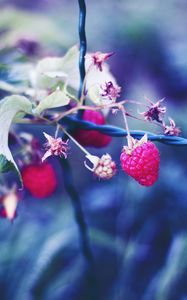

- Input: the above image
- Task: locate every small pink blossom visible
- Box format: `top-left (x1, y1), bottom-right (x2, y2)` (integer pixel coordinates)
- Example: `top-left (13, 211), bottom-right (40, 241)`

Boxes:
top-left (140, 97), bottom-right (166, 123)
top-left (42, 132), bottom-right (68, 162)
top-left (100, 81), bottom-right (121, 102)
top-left (90, 51), bottom-right (114, 71)
top-left (163, 118), bottom-right (181, 136)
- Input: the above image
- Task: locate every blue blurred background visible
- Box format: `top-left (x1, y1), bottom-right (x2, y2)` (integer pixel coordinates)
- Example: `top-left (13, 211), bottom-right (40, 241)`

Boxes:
top-left (0, 1), bottom-right (187, 299)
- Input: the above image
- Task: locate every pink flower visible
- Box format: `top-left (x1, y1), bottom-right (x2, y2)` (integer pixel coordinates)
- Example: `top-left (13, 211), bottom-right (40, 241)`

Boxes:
top-left (100, 81), bottom-right (121, 102)
top-left (42, 132), bottom-right (69, 162)
top-left (163, 118), bottom-right (181, 136)
top-left (90, 51), bottom-right (114, 71)
top-left (140, 98), bottom-right (166, 123)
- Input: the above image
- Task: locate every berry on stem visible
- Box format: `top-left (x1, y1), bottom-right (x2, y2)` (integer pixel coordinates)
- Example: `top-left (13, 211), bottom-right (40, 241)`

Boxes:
top-left (84, 153), bottom-right (116, 180)
top-left (120, 134), bottom-right (160, 186)
top-left (21, 162), bottom-right (57, 199)
top-left (73, 110), bottom-right (112, 148)
top-left (93, 154), bottom-right (117, 179)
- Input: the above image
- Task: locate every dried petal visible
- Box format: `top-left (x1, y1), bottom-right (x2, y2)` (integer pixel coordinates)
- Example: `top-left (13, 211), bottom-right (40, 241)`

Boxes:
top-left (100, 81), bottom-right (121, 103)
top-left (140, 97), bottom-right (166, 122)
top-left (42, 132), bottom-right (68, 161)
top-left (163, 118), bottom-right (181, 136)
top-left (89, 51), bottom-right (114, 71)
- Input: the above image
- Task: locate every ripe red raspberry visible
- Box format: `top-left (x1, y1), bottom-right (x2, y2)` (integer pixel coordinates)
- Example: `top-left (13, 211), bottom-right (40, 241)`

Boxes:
top-left (73, 110), bottom-right (112, 148)
top-left (21, 162), bottom-right (57, 199)
top-left (120, 136), bottom-right (160, 186)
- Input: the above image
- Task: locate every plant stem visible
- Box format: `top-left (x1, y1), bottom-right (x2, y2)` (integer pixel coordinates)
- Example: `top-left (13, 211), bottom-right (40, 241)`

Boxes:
top-left (78, 0), bottom-right (87, 101)
top-left (61, 127), bottom-right (91, 156)
top-left (120, 105), bottom-right (133, 148)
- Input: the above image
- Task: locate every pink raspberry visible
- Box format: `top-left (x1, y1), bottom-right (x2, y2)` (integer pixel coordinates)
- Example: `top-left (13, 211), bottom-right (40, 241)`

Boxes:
top-left (73, 110), bottom-right (112, 148)
top-left (120, 139), bottom-right (160, 186)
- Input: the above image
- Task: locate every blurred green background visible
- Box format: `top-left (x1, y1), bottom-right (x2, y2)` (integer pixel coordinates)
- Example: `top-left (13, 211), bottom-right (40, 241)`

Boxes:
top-left (0, 1), bottom-right (187, 300)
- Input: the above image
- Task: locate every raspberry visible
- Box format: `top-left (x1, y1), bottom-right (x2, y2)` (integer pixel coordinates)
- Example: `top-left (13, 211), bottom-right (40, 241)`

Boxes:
top-left (94, 154), bottom-right (117, 179)
top-left (73, 110), bottom-right (112, 148)
top-left (21, 162), bottom-right (57, 198)
top-left (120, 138), bottom-right (160, 186)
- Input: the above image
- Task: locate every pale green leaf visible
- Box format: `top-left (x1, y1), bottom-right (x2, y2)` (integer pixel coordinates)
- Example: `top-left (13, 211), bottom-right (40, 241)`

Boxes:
top-left (33, 88), bottom-right (70, 115)
top-left (0, 95), bottom-right (32, 180)
top-left (35, 45), bottom-right (79, 89)
top-left (35, 45), bottom-right (118, 106)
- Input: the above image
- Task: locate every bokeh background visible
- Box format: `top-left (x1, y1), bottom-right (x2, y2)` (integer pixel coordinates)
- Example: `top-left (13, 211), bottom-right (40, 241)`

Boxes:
top-left (0, 1), bottom-right (187, 299)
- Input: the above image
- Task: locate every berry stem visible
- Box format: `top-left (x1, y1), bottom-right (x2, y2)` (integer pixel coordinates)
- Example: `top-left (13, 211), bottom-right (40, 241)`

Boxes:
top-left (120, 105), bottom-right (133, 148)
top-left (61, 127), bottom-right (91, 157)
top-left (55, 124), bottom-right (60, 138)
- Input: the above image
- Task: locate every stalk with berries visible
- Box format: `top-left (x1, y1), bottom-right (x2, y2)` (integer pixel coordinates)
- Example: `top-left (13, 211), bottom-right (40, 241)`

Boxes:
top-left (0, 0), bottom-right (186, 225)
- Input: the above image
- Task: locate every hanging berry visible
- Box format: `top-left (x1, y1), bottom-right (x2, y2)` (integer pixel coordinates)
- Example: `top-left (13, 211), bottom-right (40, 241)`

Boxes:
top-left (120, 135), bottom-right (160, 186)
top-left (73, 110), bottom-right (112, 148)
top-left (21, 162), bottom-right (57, 199)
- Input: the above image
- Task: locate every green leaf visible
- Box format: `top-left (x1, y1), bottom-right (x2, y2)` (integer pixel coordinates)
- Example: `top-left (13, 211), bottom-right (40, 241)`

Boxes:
top-left (34, 88), bottom-right (70, 115)
top-left (0, 95), bottom-right (32, 181)
top-left (36, 45), bottom-right (117, 106)
top-left (0, 154), bottom-right (16, 173)
top-left (35, 45), bottom-right (79, 89)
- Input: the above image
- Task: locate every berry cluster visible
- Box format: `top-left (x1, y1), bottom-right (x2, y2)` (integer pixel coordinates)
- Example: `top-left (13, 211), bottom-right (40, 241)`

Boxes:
top-left (0, 47), bottom-right (182, 222)
top-left (75, 110), bottom-right (160, 187)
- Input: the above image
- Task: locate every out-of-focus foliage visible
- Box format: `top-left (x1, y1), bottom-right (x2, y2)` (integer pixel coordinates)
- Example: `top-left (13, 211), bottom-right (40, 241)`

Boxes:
top-left (0, 8), bottom-right (71, 50)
